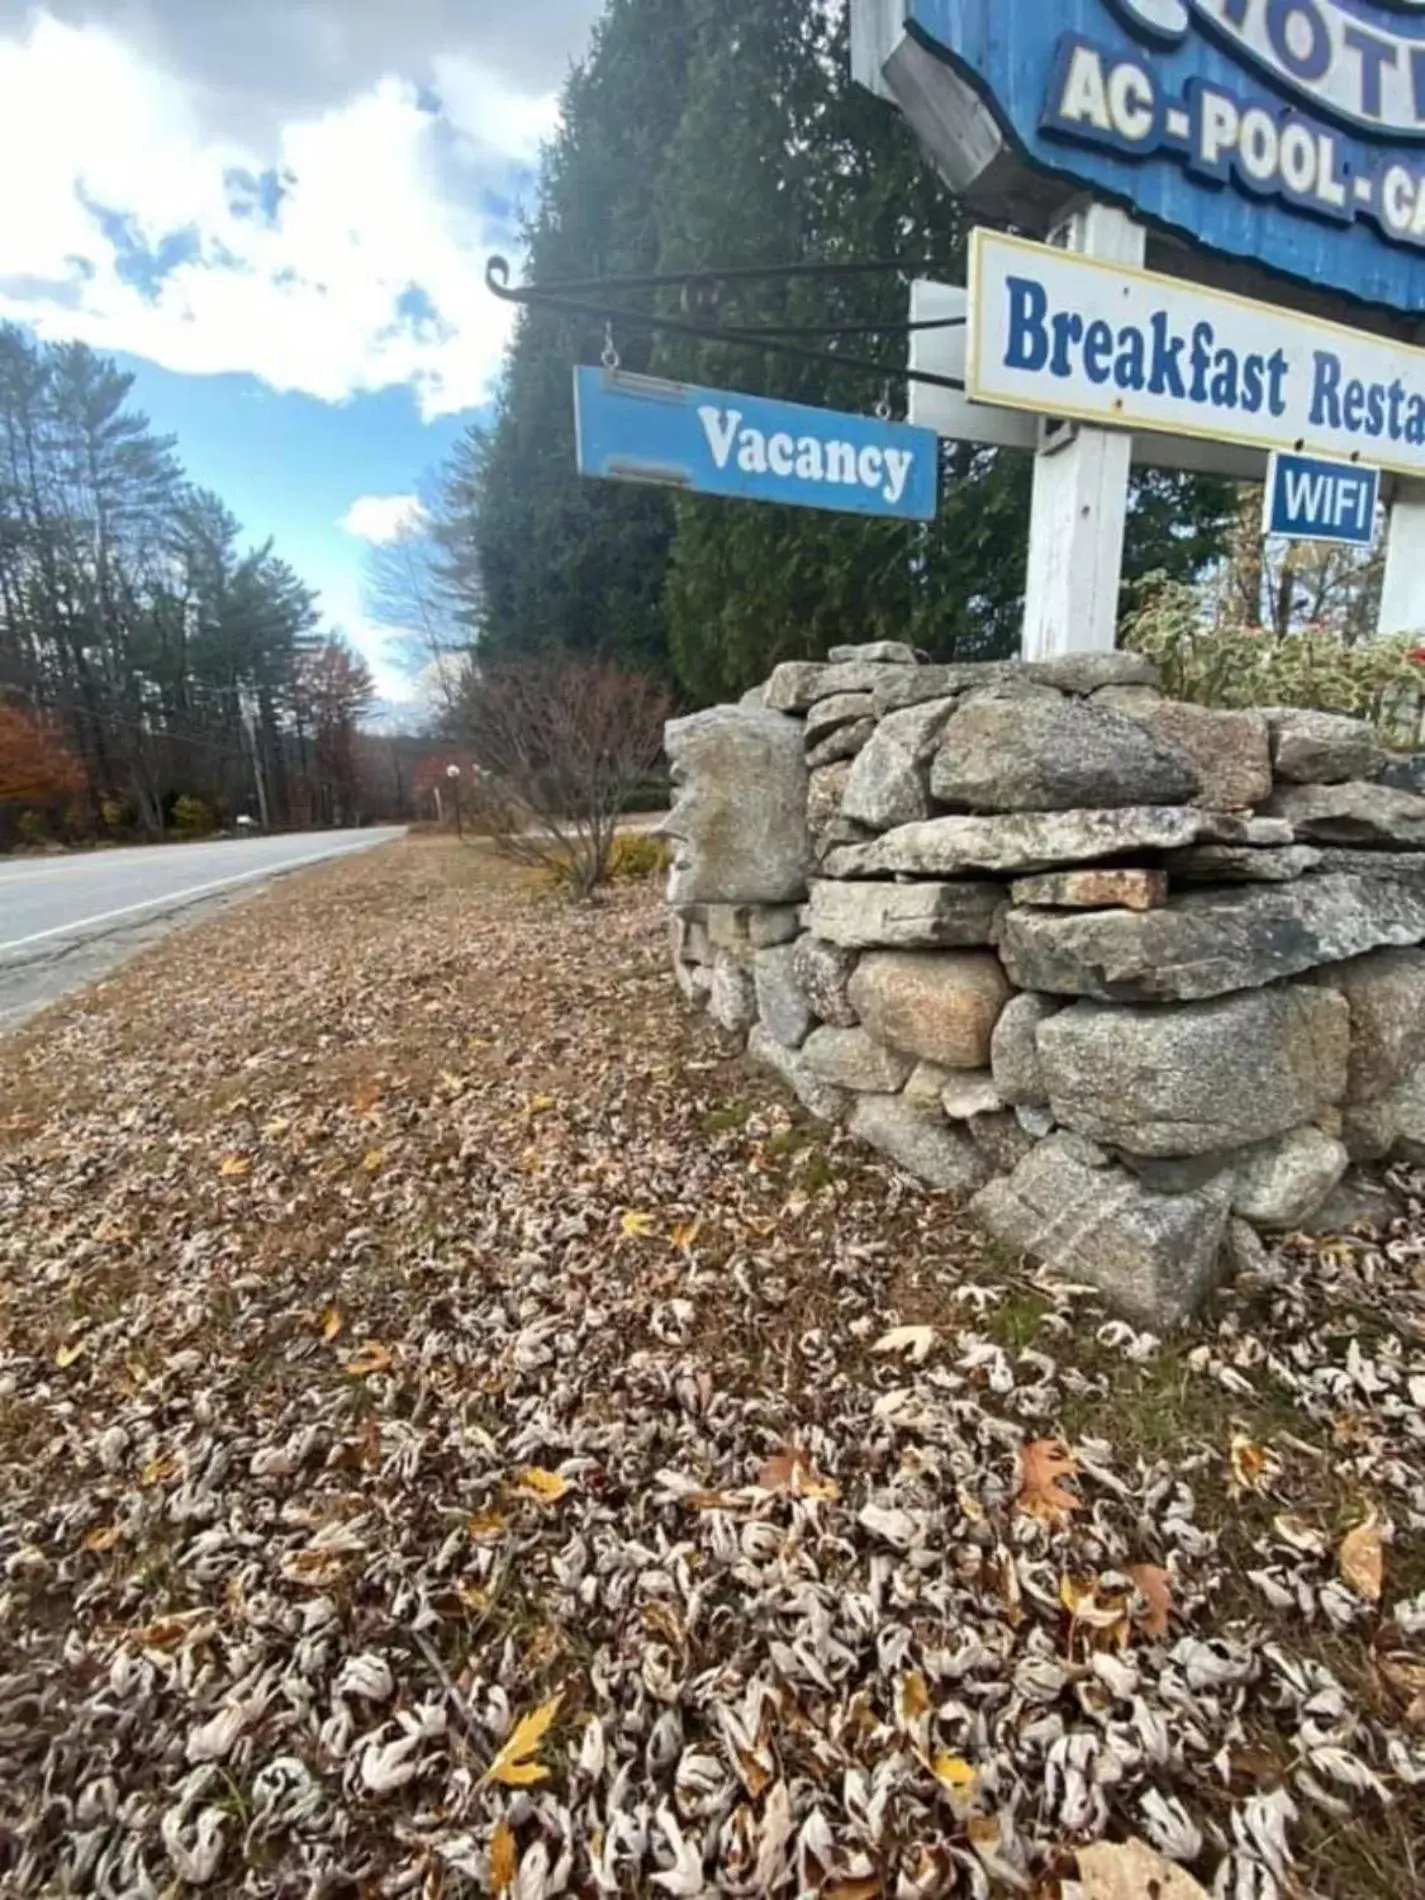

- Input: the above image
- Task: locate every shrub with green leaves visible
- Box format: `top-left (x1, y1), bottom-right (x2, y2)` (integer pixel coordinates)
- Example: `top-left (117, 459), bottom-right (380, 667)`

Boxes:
top-left (172, 794), bottom-right (215, 839)
top-left (1123, 579), bottom-right (1425, 747)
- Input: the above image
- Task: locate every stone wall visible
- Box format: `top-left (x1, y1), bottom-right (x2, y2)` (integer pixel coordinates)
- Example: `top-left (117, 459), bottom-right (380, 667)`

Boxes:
top-left (665, 643), bottom-right (1425, 1330)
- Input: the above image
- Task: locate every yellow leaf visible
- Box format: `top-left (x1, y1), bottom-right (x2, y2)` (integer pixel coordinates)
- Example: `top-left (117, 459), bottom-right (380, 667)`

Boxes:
top-left (219, 1155), bottom-right (251, 1179)
top-left (1077, 1839), bottom-right (1211, 1899)
top-left (321, 1307), bottom-right (345, 1343)
top-left (671, 1217), bottom-right (703, 1251)
top-left (1341, 1511), bottom-right (1385, 1602)
top-left (343, 1341), bottom-right (393, 1378)
top-left (620, 1210), bottom-right (658, 1240)
top-left (516, 1468), bottom-right (570, 1504)
top-left (140, 1456), bottom-right (178, 1488)
top-left (489, 1819), bottom-right (517, 1893)
top-left (459, 1581), bottom-right (492, 1613)
top-left (263, 1118), bottom-right (290, 1140)
top-left (362, 1149), bottom-right (384, 1174)
top-left (483, 1692), bottom-right (564, 1788)
top-left (899, 1671), bottom-right (931, 1724)
top-left (440, 1070), bottom-right (465, 1093)
top-left (54, 1339), bottom-right (87, 1369)
top-left (468, 1511), bottom-right (509, 1540)
top-left (931, 1753), bottom-right (979, 1797)
top-left (83, 1524), bottom-right (120, 1552)
top-left (1230, 1434), bottom-right (1272, 1493)
top-left (527, 1095), bottom-right (555, 1115)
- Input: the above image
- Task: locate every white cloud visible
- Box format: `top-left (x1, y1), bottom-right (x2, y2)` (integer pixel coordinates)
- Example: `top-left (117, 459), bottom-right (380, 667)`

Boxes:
top-left (340, 494), bottom-right (424, 544)
top-left (0, 10), bottom-right (562, 417)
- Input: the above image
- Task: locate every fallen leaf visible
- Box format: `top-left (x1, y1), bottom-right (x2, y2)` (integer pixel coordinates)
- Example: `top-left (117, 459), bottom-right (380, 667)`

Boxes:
top-left (140, 1456), bottom-right (179, 1488)
top-left (756, 1445), bottom-right (840, 1502)
top-left (1077, 1838), bottom-right (1211, 1899)
top-left (54, 1339), bottom-right (87, 1368)
top-left (671, 1216), bottom-right (702, 1251)
top-left (489, 1819), bottom-right (517, 1893)
top-left (1060, 1575), bottom-right (1132, 1646)
top-left (343, 1341), bottom-right (393, 1378)
top-left (1230, 1434), bottom-right (1271, 1493)
top-left (321, 1306), bottom-right (345, 1342)
top-left (1340, 1511), bottom-right (1385, 1602)
top-left (219, 1155), bottom-right (251, 1179)
top-left (516, 1467), bottom-right (570, 1504)
top-left (872, 1324), bottom-right (938, 1364)
top-left (83, 1524), bottom-right (120, 1552)
top-left (620, 1210), bottom-right (658, 1239)
top-left (1016, 1440), bottom-right (1081, 1527)
top-left (361, 1149), bottom-right (384, 1174)
top-left (483, 1692), bottom-right (563, 1788)
top-left (898, 1672), bottom-right (931, 1725)
top-left (823, 1883), bottom-right (880, 1900)
top-left (930, 1752), bottom-right (977, 1797)
top-left (262, 1117), bottom-right (290, 1139)
top-left (469, 1511), bottom-right (509, 1540)
top-left (1129, 1563), bottom-right (1173, 1639)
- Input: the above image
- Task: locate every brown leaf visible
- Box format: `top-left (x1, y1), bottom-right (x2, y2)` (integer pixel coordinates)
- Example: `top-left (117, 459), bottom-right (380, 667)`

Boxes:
top-left (1077, 1839), bottom-right (1211, 1899)
top-left (483, 1692), bottom-right (563, 1788)
top-left (321, 1306), bottom-right (345, 1342)
top-left (219, 1154), bottom-right (251, 1179)
top-left (1129, 1563), bottom-right (1173, 1639)
top-left (823, 1882), bottom-right (881, 1900)
top-left (1016, 1440), bottom-right (1081, 1527)
top-left (489, 1819), bottom-right (517, 1893)
top-left (757, 1445), bottom-right (840, 1502)
top-left (898, 1671), bottom-right (931, 1725)
top-left (343, 1341), bottom-right (392, 1378)
top-left (1340, 1511), bottom-right (1385, 1602)
top-left (83, 1524), bottom-right (120, 1552)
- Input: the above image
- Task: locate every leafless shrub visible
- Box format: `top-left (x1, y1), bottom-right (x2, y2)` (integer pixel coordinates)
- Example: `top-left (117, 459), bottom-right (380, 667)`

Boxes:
top-left (460, 657), bottom-right (672, 899)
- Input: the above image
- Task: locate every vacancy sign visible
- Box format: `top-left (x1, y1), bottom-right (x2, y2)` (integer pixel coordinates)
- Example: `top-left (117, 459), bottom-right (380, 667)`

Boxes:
top-left (1265, 451), bottom-right (1380, 547)
top-left (967, 228), bottom-right (1425, 479)
top-left (573, 367), bottom-right (939, 521)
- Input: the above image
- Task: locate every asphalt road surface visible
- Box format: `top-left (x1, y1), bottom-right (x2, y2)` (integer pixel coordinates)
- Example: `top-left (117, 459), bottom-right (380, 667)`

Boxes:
top-left (0, 829), bottom-right (405, 1030)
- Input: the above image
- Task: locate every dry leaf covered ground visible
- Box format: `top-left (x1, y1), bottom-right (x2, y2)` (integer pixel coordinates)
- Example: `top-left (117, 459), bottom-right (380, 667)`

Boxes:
top-left (1, 838), bottom-right (1423, 1900)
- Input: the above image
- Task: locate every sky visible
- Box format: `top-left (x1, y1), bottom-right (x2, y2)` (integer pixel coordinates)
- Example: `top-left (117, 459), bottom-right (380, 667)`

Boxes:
top-left (0, 0), bottom-right (606, 701)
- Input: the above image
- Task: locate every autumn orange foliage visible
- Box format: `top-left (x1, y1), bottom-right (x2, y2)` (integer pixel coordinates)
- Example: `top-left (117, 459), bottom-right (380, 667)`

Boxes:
top-left (0, 704), bottom-right (85, 806)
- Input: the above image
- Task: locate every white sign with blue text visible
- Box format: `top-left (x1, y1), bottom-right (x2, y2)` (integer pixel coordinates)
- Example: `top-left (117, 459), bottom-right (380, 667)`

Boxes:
top-left (1264, 450), bottom-right (1381, 546)
top-left (968, 228), bottom-right (1425, 479)
top-left (573, 368), bottom-right (939, 522)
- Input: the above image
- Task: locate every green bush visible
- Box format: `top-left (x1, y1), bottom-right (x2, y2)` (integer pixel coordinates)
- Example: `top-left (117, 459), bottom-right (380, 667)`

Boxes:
top-left (16, 809), bottom-right (47, 847)
top-left (1123, 579), bottom-right (1425, 746)
top-left (172, 794), bottom-right (215, 838)
top-left (538, 831), bottom-right (670, 893)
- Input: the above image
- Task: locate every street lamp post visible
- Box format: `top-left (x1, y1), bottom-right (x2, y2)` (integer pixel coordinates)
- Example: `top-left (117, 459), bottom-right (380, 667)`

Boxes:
top-left (446, 764), bottom-right (463, 842)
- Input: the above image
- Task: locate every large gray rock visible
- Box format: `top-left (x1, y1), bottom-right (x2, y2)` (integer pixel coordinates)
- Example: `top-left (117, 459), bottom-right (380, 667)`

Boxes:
top-left (1037, 988), bottom-right (1349, 1157)
top-left (709, 953), bottom-right (758, 1033)
top-left (747, 1025), bottom-right (847, 1123)
top-left (1376, 752), bottom-right (1425, 796)
top-left (808, 878), bottom-right (1002, 950)
top-left (708, 904), bottom-right (800, 950)
top-left (1165, 844), bottom-right (1323, 884)
top-left (999, 876), bottom-right (1425, 1003)
top-left (754, 945), bottom-right (814, 1050)
top-left (1312, 847), bottom-right (1425, 887)
top-left (1265, 708), bottom-right (1383, 785)
top-left (807, 762), bottom-right (853, 848)
top-left (824, 808), bottom-right (1285, 879)
top-left (848, 951), bottom-right (1013, 1069)
top-left (1386, 1061), bottom-right (1425, 1164)
top-left (841, 699), bottom-right (955, 831)
top-left (971, 1134), bottom-right (1230, 1329)
top-left (1231, 1127), bottom-right (1349, 1229)
top-left (1341, 1097), bottom-right (1399, 1164)
top-left (1311, 947), bottom-right (1425, 1101)
top-left (829, 640), bottom-right (918, 665)
top-left (792, 936), bottom-right (860, 1027)
top-left (990, 992), bottom-right (1063, 1107)
top-left (1110, 700), bottom-right (1271, 811)
top-left (1022, 652), bottom-right (1160, 694)
top-left (966, 1111), bottom-right (1036, 1175)
top-left (1294, 1173), bottom-right (1404, 1237)
top-left (848, 1094), bottom-right (991, 1194)
top-left (807, 718), bottom-right (877, 769)
top-left (767, 660), bottom-right (915, 712)
top-left (1265, 780), bottom-right (1425, 848)
top-left (674, 959), bottom-right (714, 1007)
top-left (664, 707), bottom-right (811, 906)
top-left (806, 692), bottom-right (875, 743)
top-left (940, 1071), bottom-right (1006, 1119)
top-left (930, 692), bottom-right (1200, 813)
top-left (873, 662), bottom-right (1015, 715)
top-left (803, 1027), bottom-right (914, 1092)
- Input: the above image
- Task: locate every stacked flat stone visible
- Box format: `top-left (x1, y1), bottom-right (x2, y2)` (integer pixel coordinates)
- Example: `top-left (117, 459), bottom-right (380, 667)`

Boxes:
top-left (667, 646), bottom-right (1425, 1330)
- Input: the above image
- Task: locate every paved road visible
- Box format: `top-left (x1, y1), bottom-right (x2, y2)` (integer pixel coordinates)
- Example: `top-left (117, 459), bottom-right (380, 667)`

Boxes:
top-left (0, 829), bottom-right (405, 1029)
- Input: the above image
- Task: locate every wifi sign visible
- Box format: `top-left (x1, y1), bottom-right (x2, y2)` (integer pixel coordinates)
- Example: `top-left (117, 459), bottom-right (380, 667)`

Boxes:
top-left (1264, 449), bottom-right (1381, 545)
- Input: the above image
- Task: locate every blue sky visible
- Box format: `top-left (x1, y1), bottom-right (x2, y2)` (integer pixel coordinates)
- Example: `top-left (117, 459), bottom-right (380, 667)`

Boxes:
top-left (0, 0), bottom-right (605, 701)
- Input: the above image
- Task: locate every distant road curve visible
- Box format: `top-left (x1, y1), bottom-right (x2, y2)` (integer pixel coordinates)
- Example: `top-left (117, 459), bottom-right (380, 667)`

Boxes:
top-left (0, 829), bottom-right (407, 967)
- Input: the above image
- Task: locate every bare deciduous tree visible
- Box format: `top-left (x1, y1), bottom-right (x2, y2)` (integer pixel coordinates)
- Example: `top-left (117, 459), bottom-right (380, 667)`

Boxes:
top-left (460, 658), bottom-right (671, 899)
